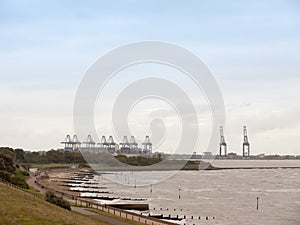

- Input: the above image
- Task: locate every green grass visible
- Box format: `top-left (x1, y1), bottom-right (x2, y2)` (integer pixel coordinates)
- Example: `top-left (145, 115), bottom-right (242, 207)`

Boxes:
top-left (0, 183), bottom-right (107, 225)
top-left (27, 163), bottom-right (79, 169)
top-left (10, 169), bottom-right (29, 189)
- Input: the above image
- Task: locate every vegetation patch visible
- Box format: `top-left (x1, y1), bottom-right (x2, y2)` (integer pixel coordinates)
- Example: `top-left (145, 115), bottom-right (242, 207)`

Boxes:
top-left (45, 191), bottom-right (71, 210)
top-left (0, 147), bottom-right (29, 189)
top-left (115, 155), bottom-right (162, 166)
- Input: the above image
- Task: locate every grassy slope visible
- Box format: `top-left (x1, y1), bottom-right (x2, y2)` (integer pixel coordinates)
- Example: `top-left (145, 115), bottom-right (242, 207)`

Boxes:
top-left (0, 183), bottom-right (106, 225)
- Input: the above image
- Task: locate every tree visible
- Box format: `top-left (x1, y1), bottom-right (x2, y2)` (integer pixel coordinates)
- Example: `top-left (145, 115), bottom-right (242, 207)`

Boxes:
top-left (0, 147), bottom-right (15, 173)
top-left (15, 148), bottom-right (25, 162)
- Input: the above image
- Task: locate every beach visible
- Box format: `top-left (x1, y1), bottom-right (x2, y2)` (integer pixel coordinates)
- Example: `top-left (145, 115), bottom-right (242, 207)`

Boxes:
top-left (38, 160), bottom-right (300, 225)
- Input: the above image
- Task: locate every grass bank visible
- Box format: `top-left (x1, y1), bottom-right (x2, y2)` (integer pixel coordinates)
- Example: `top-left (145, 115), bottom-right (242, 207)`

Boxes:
top-left (0, 183), bottom-right (106, 225)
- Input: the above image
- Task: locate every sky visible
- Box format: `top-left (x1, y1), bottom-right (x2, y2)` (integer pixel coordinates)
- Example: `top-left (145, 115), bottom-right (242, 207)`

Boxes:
top-left (0, 0), bottom-right (300, 155)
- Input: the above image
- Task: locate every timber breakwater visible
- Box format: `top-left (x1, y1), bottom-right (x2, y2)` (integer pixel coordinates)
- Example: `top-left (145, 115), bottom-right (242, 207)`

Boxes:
top-left (36, 169), bottom-right (180, 224)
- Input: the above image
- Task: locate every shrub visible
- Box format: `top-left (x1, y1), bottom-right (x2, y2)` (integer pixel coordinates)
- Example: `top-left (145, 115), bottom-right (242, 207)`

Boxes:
top-left (78, 163), bottom-right (90, 168)
top-left (0, 170), bottom-right (11, 181)
top-left (45, 191), bottom-right (71, 210)
top-left (10, 176), bottom-right (29, 189)
top-left (20, 171), bottom-right (29, 176)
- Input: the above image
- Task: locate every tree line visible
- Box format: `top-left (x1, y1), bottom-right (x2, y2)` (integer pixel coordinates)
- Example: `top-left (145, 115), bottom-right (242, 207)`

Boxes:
top-left (15, 149), bottom-right (86, 164)
top-left (1, 147), bottom-right (164, 168)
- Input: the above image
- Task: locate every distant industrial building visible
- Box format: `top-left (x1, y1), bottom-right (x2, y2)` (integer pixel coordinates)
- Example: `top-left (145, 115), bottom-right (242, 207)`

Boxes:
top-left (217, 125), bottom-right (251, 158)
top-left (61, 134), bottom-right (152, 155)
top-left (219, 126), bottom-right (227, 157)
top-left (242, 126), bottom-right (250, 157)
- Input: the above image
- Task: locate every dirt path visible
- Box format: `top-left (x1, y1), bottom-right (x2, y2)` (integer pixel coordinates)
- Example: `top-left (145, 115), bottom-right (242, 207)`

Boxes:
top-left (26, 172), bottom-right (46, 194)
top-left (71, 207), bottom-right (132, 225)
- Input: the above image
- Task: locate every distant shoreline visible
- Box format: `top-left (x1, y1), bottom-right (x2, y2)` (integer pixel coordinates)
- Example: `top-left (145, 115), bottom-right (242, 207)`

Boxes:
top-left (213, 166), bottom-right (300, 170)
top-left (89, 160), bottom-right (300, 172)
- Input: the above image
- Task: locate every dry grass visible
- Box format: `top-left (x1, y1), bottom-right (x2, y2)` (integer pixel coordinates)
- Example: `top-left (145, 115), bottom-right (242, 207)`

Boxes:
top-left (0, 183), bottom-right (106, 225)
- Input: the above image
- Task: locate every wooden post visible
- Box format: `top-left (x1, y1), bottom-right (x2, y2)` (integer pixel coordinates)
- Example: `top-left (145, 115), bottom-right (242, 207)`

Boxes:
top-left (256, 197), bottom-right (259, 210)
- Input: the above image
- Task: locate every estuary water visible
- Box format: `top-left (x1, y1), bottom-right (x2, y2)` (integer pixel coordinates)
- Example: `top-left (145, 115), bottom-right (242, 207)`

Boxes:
top-left (90, 161), bottom-right (300, 225)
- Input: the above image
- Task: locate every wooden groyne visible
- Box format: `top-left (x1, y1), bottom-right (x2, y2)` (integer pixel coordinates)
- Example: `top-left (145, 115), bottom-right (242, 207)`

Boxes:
top-left (34, 171), bottom-right (175, 225)
top-left (110, 203), bottom-right (149, 210)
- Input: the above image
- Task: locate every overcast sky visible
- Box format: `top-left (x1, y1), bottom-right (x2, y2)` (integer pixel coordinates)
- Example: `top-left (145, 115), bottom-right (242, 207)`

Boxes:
top-left (0, 0), bottom-right (300, 155)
